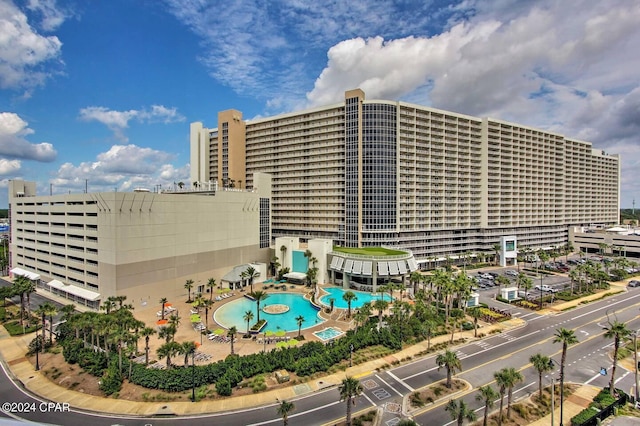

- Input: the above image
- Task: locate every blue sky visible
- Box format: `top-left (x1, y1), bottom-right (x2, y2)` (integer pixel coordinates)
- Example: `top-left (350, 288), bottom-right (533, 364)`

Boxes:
top-left (1, 0), bottom-right (639, 209)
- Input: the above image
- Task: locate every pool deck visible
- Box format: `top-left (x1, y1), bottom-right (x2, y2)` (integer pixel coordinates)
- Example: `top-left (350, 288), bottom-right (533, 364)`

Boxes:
top-left (128, 284), bottom-right (357, 365)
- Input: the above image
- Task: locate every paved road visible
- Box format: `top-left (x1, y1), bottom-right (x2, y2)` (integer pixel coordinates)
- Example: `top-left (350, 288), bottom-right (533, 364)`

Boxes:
top-left (1, 285), bottom-right (639, 425)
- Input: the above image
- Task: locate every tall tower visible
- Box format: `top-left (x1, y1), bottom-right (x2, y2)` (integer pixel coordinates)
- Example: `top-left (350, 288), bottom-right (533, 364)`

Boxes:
top-left (218, 109), bottom-right (246, 188)
top-left (343, 89), bottom-right (364, 247)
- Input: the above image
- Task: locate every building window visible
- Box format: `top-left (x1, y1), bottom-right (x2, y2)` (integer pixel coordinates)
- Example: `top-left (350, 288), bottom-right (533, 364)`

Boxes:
top-left (259, 198), bottom-right (270, 248)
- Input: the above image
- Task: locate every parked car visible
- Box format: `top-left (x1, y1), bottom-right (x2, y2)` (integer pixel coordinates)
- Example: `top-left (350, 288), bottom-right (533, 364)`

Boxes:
top-left (505, 270), bottom-right (518, 277)
top-left (534, 284), bottom-right (558, 293)
top-left (479, 273), bottom-right (494, 280)
top-left (628, 280), bottom-right (640, 288)
top-left (479, 278), bottom-right (494, 287)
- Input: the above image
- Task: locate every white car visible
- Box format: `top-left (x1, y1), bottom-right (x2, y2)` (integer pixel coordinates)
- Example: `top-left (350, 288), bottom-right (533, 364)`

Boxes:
top-left (505, 270), bottom-right (518, 277)
top-left (534, 284), bottom-right (558, 293)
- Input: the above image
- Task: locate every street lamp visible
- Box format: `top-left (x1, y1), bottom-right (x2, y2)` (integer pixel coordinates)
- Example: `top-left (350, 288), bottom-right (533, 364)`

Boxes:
top-left (548, 358), bottom-right (561, 426)
top-left (35, 338), bottom-right (40, 371)
top-left (350, 344), bottom-right (354, 367)
top-left (191, 350), bottom-right (196, 402)
top-left (550, 376), bottom-right (555, 426)
top-left (539, 268), bottom-right (544, 310)
top-left (631, 330), bottom-right (639, 403)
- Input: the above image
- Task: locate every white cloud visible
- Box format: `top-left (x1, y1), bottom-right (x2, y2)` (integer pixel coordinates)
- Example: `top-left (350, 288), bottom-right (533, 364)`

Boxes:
top-left (163, 0), bottom-right (444, 112)
top-left (0, 112), bottom-right (57, 161)
top-left (26, 0), bottom-right (69, 31)
top-left (0, 0), bottom-right (64, 91)
top-left (51, 144), bottom-right (189, 194)
top-left (0, 158), bottom-right (21, 175)
top-left (78, 105), bottom-right (185, 141)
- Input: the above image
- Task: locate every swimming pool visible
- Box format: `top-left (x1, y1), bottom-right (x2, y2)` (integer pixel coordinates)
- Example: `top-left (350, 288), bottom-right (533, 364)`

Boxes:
top-left (313, 327), bottom-right (344, 341)
top-left (214, 293), bottom-right (325, 333)
top-left (319, 287), bottom-right (393, 310)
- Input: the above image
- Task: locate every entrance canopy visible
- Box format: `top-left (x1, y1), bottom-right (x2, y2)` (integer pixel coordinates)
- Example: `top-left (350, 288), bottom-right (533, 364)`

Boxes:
top-left (10, 267), bottom-right (40, 281)
top-left (47, 279), bottom-right (101, 301)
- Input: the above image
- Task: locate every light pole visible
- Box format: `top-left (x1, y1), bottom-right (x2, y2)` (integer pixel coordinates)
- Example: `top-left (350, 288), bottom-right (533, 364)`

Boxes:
top-left (548, 358), bottom-right (561, 426)
top-left (539, 268), bottom-right (544, 310)
top-left (191, 351), bottom-right (196, 402)
top-left (35, 339), bottom-right (40, 371)
top-left (550, 376), bottom-right (555, 426)
top-left (349, 344), bottom-right (354, 367)
top-left (632, 330), bottom-right (639, 403)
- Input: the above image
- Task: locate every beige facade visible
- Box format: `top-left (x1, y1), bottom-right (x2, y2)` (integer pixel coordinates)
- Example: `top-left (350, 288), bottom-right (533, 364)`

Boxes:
top-left (190, 89), bottom-right (620, 262)
top-left (570, 227), bottom-right (640, 260)
top-left (8, 174), bottom-right (272, 308)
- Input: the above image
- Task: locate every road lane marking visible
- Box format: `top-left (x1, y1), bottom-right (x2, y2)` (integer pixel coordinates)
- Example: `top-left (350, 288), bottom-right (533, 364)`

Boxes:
top-left (376, 374), bottom-right (404, 397)
top-left (387, 370), bottom-right (414, 392)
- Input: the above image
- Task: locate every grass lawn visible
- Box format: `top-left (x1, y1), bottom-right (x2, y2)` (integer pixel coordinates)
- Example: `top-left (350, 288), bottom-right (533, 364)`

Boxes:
top-left (333, 246), bottom-right (407, 256)
top-left (3, 320), bottom-right (40, 336)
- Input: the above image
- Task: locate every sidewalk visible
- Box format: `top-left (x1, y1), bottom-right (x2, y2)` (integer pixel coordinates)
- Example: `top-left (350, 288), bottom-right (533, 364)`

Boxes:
top-left (528, 385), bottom-right (601, 426)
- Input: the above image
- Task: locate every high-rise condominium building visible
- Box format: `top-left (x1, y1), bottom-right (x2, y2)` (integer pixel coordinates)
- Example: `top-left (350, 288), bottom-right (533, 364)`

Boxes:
top-left (190, 89), bottom-right (620, 263)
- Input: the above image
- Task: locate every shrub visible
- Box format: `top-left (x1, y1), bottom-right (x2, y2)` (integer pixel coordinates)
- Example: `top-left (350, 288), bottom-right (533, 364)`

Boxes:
top-left (99, 362), bottom-right (122, 396)
top-left (216, 379), bottom-right (232, 396)
top-left (410, 392), bottom-right (424, 407)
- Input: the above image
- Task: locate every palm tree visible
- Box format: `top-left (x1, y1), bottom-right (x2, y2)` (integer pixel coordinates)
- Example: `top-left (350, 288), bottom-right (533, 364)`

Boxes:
top-left (373, 298), bottom-right (389, 328)
top-left (202, 299), bottom-right (213, 329)
top-left (468, 307), bottom-right (481, 338)
top-left (409, 271), bottom-right (422, 295)
top-left (445, 398), bottom-right (477, 426)
top-left (436, 350), bottom-right (462, 389)
top-left (495, 275), bottom-right (510, 290)
top-left (157, 341), bottom-right (181, 369)
top-left (603, 320), bottom-right (631, 396)
top-left (342, 290), bottom-right (357, 318)
top-left (475, 385), bottom-right (498, 426)
top-left (276, 399), bottom-right (295, 426)
top-left (140, 327), bottom-right (156, 365)
top-left (168, 313), bottom-right (181, 329)
top-left (244, 266), bottom-right (260, 292)
top-left (295, 314), bottom-right (305, 338)
top-left (101, 298), bottom-right (116, 314)
top-left (243, 310), bottom-right (254, 335)
top-left (184, 279), bottom-right (194, 302)
top-left (495, 367), bottom-right (524, 420)
top-left (553, 328), bottom-right (578, 426)
top-left (494, 369), bottom-right (509, 426)
top-left (280, 244), bottom-right (287, 267)
top-left (493, 243), bottom-right (501, 265)
top-left (159, 297), bottom-right (168, 320)
top-left (180, 341), bottom-right (197, 366)
top-left (207, 278), bottom-right (216, 301)
top-left (422, 319), bottom-right (436, 350)
top-left (60, 304), bottom-right (76, 322)
top-left (34, 304), bottom-right (48, 346)
top-left (158, 324), bottom-right (177, 343)
top-left (41, 302), bottom-right (57, 345)
top-left (530, 353), bottom-right (553, 400)
top-left (228, 326), bottom-right (237, 355)
top-left (12, 275), bottom-right (30, 327)
top-left (249, 290), bottom-right (269, 323)
top-left (564, 242), bottom-right (574, 262)
top-left (339, 376), bottom-right (363, 426)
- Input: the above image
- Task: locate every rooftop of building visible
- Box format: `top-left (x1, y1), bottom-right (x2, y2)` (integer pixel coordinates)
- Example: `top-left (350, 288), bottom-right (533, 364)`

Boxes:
top-left (332, 246), bottom-right (408, 256)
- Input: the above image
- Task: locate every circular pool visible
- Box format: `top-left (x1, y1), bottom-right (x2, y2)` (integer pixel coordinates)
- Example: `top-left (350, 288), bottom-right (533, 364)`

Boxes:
top-left (214, 293), bottom-right (325, 333)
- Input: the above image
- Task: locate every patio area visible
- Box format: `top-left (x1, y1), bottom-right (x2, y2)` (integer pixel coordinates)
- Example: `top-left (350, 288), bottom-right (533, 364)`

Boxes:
top-left (133, 284), bottom-right (352, 366)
